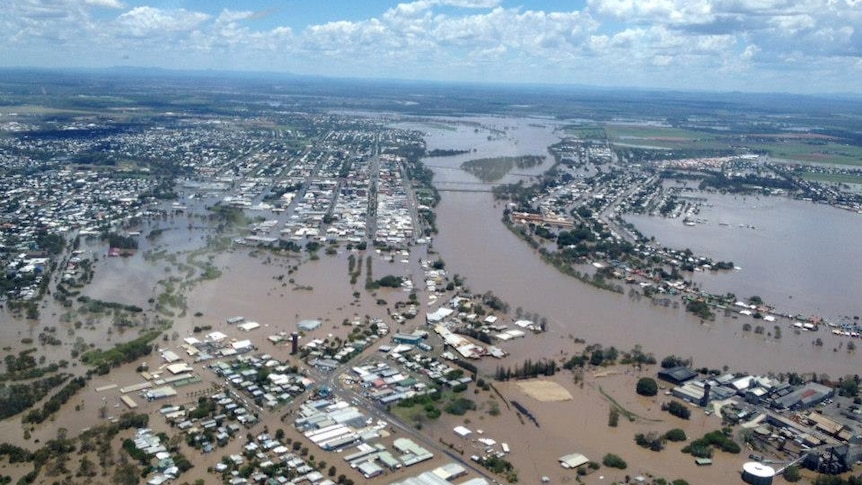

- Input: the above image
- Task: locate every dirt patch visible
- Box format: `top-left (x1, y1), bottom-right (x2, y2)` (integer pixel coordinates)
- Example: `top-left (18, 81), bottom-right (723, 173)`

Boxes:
top-left (516, 379), bottom-right (573, 402)
top-left (594, 370), bottom-right (621, 378)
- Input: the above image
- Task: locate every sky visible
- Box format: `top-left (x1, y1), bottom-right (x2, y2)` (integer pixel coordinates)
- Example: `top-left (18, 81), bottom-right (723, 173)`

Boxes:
top-left (1, 0), bottom-right (861, 94)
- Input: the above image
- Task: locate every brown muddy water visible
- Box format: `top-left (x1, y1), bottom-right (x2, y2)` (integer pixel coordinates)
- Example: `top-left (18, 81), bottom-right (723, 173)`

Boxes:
top-left (2, 115), bottom-right (858, 485)
top-left (434, 189), bottom-right (860, 377)
top-left (419, 370), bottom-right (746, 485)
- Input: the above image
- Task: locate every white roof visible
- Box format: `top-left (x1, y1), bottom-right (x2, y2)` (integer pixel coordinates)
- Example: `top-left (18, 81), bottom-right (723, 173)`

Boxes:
top-left (453, 425), bottom-right (472, 437)
top-left (238, 321), bottom-right (261, 331)
top-left (208, 331), bottom-right (228, 341)
top-left (559, 453), bottom-right (589, 469)
top-left (161, 350), bottom-right (181, 363)
top-left (166, 363), bottom-right (193, 374)
top-left (426, 307), bottom-right (454, 322)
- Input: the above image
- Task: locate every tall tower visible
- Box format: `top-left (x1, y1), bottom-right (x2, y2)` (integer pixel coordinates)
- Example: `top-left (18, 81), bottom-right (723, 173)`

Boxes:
top-left (700, 383), bottom-right (711, 407)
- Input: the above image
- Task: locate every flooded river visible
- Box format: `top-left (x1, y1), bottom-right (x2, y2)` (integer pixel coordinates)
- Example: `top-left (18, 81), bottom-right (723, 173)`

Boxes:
top-left (418, 117), bottom-right (862, 377)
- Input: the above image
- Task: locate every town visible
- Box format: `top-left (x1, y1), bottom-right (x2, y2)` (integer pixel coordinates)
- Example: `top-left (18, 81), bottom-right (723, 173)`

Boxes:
top-left (1, 71), bottom-right (862, 485)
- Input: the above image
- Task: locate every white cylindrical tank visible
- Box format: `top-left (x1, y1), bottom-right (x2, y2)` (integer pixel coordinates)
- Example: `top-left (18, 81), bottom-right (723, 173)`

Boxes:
top-left (742, 462), bottom-right (775, 485)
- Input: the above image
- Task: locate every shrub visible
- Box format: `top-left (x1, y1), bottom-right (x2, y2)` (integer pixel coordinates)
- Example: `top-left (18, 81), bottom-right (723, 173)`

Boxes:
top-left (444, 398), bottom-right (476, 416)
top-left (662, 400), bottom-right (691, 420)
top-left (602, 453), bottom-right (627, 469)
top-left (664, 428), bottom-right (687, 442)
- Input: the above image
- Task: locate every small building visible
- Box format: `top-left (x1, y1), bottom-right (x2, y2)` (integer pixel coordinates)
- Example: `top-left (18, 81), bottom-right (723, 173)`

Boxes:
top-left (238, 321), bottom-right (261, 332)
top-left (146, 386), bottom-right (177, 401)
top-left (393, 333), bottom-right (423, 345)
top-left (357, 461), bottom-right (384, 479)
top-left (425, 307), bottom-right (454, 324)
top-left (559, 453), bottom-right (589, 469)
top-left (161, 350), bottom-right (181, 363)
top-left (166, 363), bottom-right (193, 375)
top-left (120, 395), bottom-right (138, 409)
top-left (432, 463), bottom-right (466, 481)
top-left (298, 319), bottom-right (323, 332)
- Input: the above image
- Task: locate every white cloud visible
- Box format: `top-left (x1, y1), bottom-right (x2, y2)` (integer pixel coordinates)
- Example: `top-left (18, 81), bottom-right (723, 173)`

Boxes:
top-left (0, 0), bottom-right (860, 92)
top-left (85, 0), bottom-right (124, 8)
top-left (116, 7), bottom-right (210, 38)
top-left (215, 10), bottom-right (256, 24)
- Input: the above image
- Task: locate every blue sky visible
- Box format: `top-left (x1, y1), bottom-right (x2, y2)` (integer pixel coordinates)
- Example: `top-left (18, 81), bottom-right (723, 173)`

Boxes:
top-left (1, 0), bottom-right (860, 93)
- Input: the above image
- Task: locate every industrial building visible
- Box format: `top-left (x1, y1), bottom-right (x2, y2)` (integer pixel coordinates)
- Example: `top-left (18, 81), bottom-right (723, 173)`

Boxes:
top-left (771, 382), bottom-right (834, 410)
top-left (658, 366), bottom-right (698, 385)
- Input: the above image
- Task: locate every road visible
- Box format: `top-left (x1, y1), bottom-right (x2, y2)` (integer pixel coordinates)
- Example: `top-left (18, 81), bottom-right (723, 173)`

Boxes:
top-left (303, 357), bottom-right (499, 483)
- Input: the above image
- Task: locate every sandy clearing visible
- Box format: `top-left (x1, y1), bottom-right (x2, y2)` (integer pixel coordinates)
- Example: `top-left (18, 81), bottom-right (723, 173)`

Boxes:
top-left (516, 379), bottom-right (573, 402)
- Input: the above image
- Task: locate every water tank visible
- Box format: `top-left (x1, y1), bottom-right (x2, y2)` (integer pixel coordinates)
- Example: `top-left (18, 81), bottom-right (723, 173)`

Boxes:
top-left (742, 462), bottom-right (775, 485)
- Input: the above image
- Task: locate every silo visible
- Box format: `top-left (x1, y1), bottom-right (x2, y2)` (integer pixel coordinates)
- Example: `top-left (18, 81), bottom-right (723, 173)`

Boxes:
top-left (291, 332), bottom-right (299, 354)
top-left (742, 462), bottom-right (775, 485)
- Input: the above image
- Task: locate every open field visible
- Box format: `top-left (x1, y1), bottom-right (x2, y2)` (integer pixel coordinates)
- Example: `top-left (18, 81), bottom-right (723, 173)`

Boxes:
top-left (605, 124), bottom-right (711, 142)
top-left (747, 141), bottom-right (862, 166)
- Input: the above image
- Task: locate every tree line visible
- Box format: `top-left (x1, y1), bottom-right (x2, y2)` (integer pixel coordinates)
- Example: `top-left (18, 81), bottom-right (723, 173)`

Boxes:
top-left (494, 358), bottom-right (557, 381)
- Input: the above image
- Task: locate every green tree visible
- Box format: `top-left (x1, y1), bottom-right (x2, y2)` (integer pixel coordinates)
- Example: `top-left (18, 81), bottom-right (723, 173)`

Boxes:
top-left (608, 407), bottom-right (620, 427)
top-left (112, 463), bottom-right (139, 485)
top-left (783, 465), bottom-right (801, 483)
top-left (636, 377), bottom-right (658, 396)
top-left (838, 376), bottom-right (860, 397)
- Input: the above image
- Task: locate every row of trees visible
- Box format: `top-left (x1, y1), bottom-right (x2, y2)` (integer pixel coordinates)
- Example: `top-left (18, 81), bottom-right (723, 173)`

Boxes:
top-left (494, 359), bottom-right (557, 381)
top-left (23, 376), bottom-right (87, 424)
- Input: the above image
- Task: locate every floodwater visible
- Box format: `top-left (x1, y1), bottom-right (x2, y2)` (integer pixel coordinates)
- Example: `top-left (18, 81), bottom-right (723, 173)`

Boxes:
top-left (625, 194), bottom-right (862, 320)
top-left (7, 114), bottom-right (861, 483)
top-left (418, 371), bottom-right (745, 485)
top-left (48, 115), bottom-right (862, 378)
top-left (397, 116), bottom-right (561, 189)
top-left (73, 115), bottom-right (862, 376)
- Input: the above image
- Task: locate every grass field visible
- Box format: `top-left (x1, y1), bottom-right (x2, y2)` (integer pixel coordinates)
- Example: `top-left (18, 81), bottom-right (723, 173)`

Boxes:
top-left (605, 125), bottom-right (712, 142)
top-left (800, 172), bottom-right (862, 184)
top-left (562, 125), bottom-right (607, 139)
top-left (601, 124), bottom-right (862, 166)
